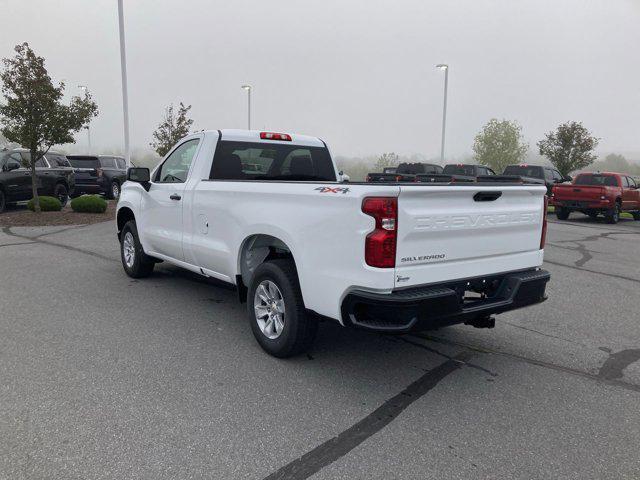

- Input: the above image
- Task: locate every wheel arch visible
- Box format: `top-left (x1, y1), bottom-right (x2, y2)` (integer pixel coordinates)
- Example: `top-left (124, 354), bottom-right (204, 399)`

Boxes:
top-left (236, 233), bottom-right (297, 302)
top-left (116, 207), bottom-right (136, 239)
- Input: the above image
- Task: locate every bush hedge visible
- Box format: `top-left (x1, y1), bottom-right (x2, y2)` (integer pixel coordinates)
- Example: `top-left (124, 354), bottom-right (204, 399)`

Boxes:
top-left (27, 196), bottom-right (62, 212)
top-left (70, 195), bottom-right (108, 213)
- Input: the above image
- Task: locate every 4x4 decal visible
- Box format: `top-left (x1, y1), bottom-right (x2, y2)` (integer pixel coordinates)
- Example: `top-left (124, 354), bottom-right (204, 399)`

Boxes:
top-left (315, 186), bottom-right (350, 194)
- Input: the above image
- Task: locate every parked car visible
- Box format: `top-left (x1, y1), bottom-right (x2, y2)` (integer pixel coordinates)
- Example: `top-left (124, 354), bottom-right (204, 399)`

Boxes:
top-left (366, 162), bottom-right (443, 182)
top-left (0, 148), bottom-right (75, 212)
top-left (552, 172), bottom-right (640, 223)
top-left (415, 163), bottom-right (496, 183)
top-left (116, 129), bottom-right (550, 357)
top-left (502, 164), bottom-right (569, 196)
top-left (67, 155), bottom-right (127, 199)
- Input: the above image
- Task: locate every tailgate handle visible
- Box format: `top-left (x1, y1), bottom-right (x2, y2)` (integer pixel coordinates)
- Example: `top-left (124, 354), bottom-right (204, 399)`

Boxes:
top-left (473, 191), bottom-right (502, 202)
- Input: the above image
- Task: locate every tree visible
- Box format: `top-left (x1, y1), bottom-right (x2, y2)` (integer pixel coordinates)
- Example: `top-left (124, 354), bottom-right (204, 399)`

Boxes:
top-left (0, 43), bottom-right (98, 212)
top-left (472, 119), bottom-right (528, 173)
top-left (537, 121), bottom-right (599, 177)
top-left (150, 102), bottom-right (194, 157)
top-left (374, 152), bottom-right (399, 170)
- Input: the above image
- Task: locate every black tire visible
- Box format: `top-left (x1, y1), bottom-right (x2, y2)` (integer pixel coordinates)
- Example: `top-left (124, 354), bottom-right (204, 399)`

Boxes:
top-left (107, 181), bottom-right (120, 200)
top-left (120, 220), bottom-right (155, 278)
top-left (0, 189), bottom-right (6, 213)
top-left (247, 259), bottom-right (318, 358)
top-left (605, 203), bottom-right (621, 224)
top-left (632, 211), bottom-right (640, 221)
top-left (556, 207), bottom-right (570, 220)
top-left (54, 183), bottom-right (69, 207)
top-left (586, 210), bottom-right (598, 219)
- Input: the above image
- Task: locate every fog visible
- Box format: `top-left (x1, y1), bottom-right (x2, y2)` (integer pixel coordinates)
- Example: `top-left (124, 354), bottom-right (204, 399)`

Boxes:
top-left (1, 0), bottom-right (639, 161)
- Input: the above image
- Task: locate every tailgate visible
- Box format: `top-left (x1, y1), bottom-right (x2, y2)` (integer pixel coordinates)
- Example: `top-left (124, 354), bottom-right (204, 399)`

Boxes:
top-left (554, 185), bottom-right (604, 202)
top-left (394, 185), bottom-right (546, 288)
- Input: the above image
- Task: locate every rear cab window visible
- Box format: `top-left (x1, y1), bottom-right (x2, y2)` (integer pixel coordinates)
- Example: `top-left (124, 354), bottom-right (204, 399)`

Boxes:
top-left (100, 157), bottom-right (116, 168)
top-left (210, 141), bottom-right (336, 181)
top-left (575, 174), bottom-right (619, 186)
top-left (443, 165), bottom-right (475, 176)
top-left (503, 165), bottom-right (544, 179)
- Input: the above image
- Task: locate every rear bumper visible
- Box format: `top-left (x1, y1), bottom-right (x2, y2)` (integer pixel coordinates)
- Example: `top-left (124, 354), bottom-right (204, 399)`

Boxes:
top-left (555, 199), bottom-right (612, 209)
top-left (74, 182), bottom-right (106, 194)
top-left (341, 268), bottom-right (550, 332)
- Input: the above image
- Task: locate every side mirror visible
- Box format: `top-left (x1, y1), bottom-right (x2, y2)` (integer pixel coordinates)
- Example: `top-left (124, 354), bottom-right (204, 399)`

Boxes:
top-left (564, 175), bottom-right (572, 182)
top-left (127, 167), bottom-right (151, 191)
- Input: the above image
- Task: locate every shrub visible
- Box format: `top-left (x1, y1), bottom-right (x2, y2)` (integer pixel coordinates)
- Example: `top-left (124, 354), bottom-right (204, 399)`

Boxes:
top-left (70, 195), bottom-right (108, 213)
top-left (27, 196), bottom-right (62, 212)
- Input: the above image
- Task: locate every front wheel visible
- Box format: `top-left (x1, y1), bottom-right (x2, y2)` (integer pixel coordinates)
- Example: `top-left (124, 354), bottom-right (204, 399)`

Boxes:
top-left (556, 207), bottom-right (570, 220)
top-left (0, 189), bottom-right (6, 213)
top-left (247, 259), bottom-right (318, 358)
top-left (632, 211), bottom-right (640, 221)
top-left (120, 220), bottom-right (155, 278)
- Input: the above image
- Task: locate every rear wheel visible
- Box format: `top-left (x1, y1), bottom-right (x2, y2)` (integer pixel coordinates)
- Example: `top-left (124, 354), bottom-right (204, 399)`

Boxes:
top-left (605, 203), bottom-right (621, 224)
top-left (632, 211), bottom-right (640, 221)
top-left (108, 181), bottom-right (120, 200)
top-left (247, 259), bottom-right (318, 357)
top-left (0, 189), bottom-right (6, 213)
top-left (556, 207), bottom-right (570, 220)
top-left (120, 220), bottom-right (154, 278)
top-left (54, 184), bottom-right (68, 207)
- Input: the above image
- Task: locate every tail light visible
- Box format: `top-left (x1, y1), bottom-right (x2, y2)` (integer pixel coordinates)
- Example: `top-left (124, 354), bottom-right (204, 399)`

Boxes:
top-left (96, 168), bottom-right (103, 177)
top-left (395, 175), bottom-right (402, 182)
top-left (365, 175), bottom-right (371, 182)
top-left (362, 197), bottom-right (398, 268)
top-left (540, 196), bottom-right (548, 249)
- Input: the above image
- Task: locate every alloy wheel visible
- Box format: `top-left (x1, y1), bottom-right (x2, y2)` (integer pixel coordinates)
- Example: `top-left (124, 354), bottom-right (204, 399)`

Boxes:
top-left (254, 280), bottom-right (286, 339)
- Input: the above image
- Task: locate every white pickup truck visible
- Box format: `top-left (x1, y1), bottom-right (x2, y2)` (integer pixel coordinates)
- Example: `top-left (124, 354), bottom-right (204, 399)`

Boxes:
top-left (116, 130), bottom-right (550, 357)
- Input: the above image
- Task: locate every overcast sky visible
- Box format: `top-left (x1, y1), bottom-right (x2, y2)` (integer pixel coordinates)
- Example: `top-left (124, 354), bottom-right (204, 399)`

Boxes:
top-left (1, 0), bottom-right (639, 159)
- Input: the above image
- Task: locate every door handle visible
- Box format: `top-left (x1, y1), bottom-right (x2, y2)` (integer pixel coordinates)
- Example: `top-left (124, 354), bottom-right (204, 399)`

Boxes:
top-left (170, 194), bottom-right (182, 201)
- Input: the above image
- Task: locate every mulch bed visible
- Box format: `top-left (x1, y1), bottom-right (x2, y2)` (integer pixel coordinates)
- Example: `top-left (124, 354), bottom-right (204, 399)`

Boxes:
top-left (0, 200), bottom-right (116, 227)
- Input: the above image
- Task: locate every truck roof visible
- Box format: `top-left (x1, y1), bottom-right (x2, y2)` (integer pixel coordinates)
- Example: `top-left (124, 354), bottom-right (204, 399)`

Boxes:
top-left (216, 129), bottom-right (325, 148)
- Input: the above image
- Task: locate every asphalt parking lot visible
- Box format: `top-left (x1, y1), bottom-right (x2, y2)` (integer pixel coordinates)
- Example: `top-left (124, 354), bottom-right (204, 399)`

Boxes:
top-left (1, 217), bottom-right (639, 479)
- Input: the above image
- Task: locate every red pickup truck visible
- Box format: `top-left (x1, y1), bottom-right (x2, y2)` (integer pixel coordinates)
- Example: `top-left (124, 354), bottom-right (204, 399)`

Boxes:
top-left (552, 172), bottom-right (640, 223)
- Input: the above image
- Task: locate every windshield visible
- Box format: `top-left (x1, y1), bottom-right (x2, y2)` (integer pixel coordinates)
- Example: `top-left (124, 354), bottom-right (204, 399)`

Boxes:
top-left (443, 165), bottom-right (475, 175)
top-left (210, 141), bottom-right (336, 181)
top-left (575, 174), bottom-right (618, 186)
top-left (503, 165), bottom-right (543, 178)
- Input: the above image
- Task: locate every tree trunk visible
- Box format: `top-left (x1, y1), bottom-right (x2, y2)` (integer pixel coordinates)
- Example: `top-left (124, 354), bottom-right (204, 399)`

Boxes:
top-left (30, 148), bottom-right (40, 213)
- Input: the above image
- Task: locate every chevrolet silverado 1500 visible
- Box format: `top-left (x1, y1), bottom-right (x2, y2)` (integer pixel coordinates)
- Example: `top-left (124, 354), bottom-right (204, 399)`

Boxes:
top-left (116, 130), bottom-right (550, 357)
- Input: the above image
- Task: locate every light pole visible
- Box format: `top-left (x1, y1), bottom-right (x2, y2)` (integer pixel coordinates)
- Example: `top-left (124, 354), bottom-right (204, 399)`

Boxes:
top-left (117, 0), bottom-right (131, 167)
top-left (78, 85), bottom-right (91, 151)
top-left (436, 64), bottom-right (449, 163)
top-left (241, 84), bottom-right (252, 130)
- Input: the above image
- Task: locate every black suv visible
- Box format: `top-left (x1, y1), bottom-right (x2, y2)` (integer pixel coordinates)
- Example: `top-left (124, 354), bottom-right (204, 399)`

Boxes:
top-left (67, 155), bottom-right (127, 199)
top-left (0, 148), bottom-right (75, 212)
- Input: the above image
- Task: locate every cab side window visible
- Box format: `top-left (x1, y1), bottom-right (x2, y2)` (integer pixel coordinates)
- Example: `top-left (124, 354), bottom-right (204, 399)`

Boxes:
top-left (155, 139), bottom-right (200, 183)
top-left (621, 176), bottom-right (629, 188)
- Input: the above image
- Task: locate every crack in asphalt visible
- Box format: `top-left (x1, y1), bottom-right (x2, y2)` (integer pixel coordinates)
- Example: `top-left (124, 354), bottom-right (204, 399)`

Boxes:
top-left (547, 230), bottom-right (636, 268)
top-left (262, 350), bottom-right (474, 480)
top-left (2, 226), bottom-right (118, 264)
top-left (598, 348), bottom-right (640, 380)
top-left (502, 320), bottom-right (587, 347)
top-left (411, 333), bottom-right (640, 394)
